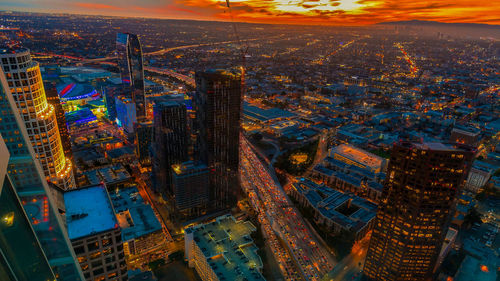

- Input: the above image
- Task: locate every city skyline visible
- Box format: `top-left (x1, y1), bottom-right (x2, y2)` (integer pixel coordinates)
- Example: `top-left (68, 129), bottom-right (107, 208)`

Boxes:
top-left (0, 7), bottom-right (498, 281)
top-left (1, 0), bottom-right (499, 26)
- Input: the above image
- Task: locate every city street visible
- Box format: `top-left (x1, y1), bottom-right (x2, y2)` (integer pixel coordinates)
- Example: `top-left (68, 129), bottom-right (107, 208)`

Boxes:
top-left (240, 136), bottom-right (336, 281)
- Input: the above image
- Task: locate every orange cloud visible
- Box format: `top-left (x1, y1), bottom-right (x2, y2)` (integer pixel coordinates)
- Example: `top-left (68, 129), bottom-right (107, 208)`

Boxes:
top-left (178, 0), bottom-right (500, 25)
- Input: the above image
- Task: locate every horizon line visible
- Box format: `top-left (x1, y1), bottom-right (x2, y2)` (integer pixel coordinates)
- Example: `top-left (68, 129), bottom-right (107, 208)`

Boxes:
top-left (1, 9), bottom-right (499, 28)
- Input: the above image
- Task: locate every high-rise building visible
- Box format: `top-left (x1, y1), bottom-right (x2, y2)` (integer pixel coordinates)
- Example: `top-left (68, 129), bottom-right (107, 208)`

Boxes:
top-left (363, 142), bottom-right (475, 281)
top-left (64, 185), bottom-right (127, 281)
top-left (171, 161), bottom-right (209, 220)
top-left (45, 81), bottom-right (72, 161)
top-left (0, 66), bottom-right (84, 280)
top-left (134, 120), bottom-right (153, 166)
top-left (115, 96), bottom-right (137, 134)
top-left (103, 84), bottom-right (127, 122)
top-left (193, 69), bottom-right (242, 211)
top-left (151, 96), bottom-right (188, 198)
top-left (0, 135), bottom-right (56, 281)
top-left (0, 47), bottom-right (75, 189)
top-left (116, 33), bottom-right (145, 120)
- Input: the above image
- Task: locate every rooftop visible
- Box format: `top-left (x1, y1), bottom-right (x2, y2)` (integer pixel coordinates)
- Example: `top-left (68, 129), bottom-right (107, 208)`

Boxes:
top-left (185, 215), bottom-right (265, 281)
top-left (293, 178), bottom-right (377, 231)
top-left (109, 186), bottom-right (162, 241)
top-left (83, 164), bottom-right (131, 186)
top-left (330, 144), bottom-right (385, 170)
top-left (454, 255), bottom-right (497, 281)
top-left (64, 185), bottom-right (117, 240)
top-left (243, 102), bottom-right (296, 122)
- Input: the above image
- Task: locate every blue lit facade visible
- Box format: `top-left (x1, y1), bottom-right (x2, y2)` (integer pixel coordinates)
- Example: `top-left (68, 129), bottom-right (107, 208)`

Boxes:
top-left (115, 95), bottom-right (137, 134)
top-left (0, 68), bottom-right (84, 280)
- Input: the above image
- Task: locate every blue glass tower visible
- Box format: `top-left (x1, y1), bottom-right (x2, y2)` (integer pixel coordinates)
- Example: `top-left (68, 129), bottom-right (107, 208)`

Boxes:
top-left (0, 68), bottom-right (83, 279)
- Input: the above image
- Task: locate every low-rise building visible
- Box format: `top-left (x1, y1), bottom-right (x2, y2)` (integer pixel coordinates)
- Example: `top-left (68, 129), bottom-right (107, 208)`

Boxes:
top-left (82, 164), bottom-right (132, 189)
top-left (184, 214), bottom-right (265, 281)
top-left (110, 186), bottom-right (165, 257)
top-left (329, 144), bottom-right (386, 173)
top-left (64, 185), bottom-right (127, 281)
top-left (290, 178), bottom-right (377, 241)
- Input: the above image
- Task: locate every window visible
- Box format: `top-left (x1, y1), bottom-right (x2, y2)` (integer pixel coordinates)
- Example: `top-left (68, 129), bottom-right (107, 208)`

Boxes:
top-left (74, 246), bottom-right (85, 255)
top-left (91, 260), bottom-right (103, 268)
top-left (93, 268), bottom-right (104, 276)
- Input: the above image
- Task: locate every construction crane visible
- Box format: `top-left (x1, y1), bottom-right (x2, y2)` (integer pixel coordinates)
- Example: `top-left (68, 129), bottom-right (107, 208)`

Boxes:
top-left (225, 0), bottom-right (249, 94)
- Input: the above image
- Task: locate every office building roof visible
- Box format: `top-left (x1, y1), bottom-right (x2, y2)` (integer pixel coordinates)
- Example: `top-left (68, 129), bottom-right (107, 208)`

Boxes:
top-left (293, 178), bottom-right (377, 232)
top-left (109, 186), bottom-right (162, 241)
top-left (330, 144), bottom-right (384, 171)
top-left (84, 164), bottom-right (131, 186)
top-left (64, 185), bottom-right (117, 240)
top-left (185, 215), bottom-right (265, 281)
top-left (454, 255), bottom-right (497, 281)
top-left (243, 102), bottom-right (296, 122)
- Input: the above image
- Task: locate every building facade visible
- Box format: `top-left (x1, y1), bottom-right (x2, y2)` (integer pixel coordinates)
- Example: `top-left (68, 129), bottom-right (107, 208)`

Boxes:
top-left (0, 67), bottom-right (84, 280)
top-left (193, 69), bottom-right (242, 212)
top-left (184, 215), bottom-right (265, 281)
top-left (116, 33), bottom-right (145, 120)
top-left (363, 142), bottom-right (475, 281)
top-left (151, 96), bottom-right (188, 197)
top-left (0, 47), bottom-right (75, 189)
top-left (0, 135), bottom-right (56, 281)
top-left (44, 81), bottom-right (72, 161)
top-left (115, 96), bottom-right (137, 134)
top-left (65, 185), bottom-right (127, 281)
top-left (134, 120), bottom-right (153, 166)
top-left (171, 161), bottom-right (210, 220)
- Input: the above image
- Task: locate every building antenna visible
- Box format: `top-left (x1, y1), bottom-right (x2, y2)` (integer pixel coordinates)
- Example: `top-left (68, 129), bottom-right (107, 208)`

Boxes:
top-left (225, 0), bottom-right (248, 94)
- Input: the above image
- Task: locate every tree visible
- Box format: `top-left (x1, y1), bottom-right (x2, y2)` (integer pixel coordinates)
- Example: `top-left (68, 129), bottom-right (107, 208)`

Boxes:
top-left (463, 208), bottom-right (482, 229)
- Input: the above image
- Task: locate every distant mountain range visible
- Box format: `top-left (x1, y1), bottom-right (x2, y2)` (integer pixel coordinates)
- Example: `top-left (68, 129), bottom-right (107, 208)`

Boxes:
top-left (377, 20), bottom-right (499, 29)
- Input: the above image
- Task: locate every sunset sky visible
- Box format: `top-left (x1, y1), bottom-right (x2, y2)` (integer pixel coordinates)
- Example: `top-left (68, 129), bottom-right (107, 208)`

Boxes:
top-left (1, 0), bottom-right (499, 25)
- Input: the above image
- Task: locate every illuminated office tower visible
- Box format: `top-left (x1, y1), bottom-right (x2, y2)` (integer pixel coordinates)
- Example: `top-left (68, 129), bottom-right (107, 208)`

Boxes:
top-left (0, 135), bottom-right (55, 281)
top-left (363, 142), bottom-right (474, 281)
top-left (0, 68), bottom-right (84, 280)
top-left (193, 69), bottom-right (242, 211)
top-left (116, 33), bottom-right (145, 120)
top-left (0, 47), bottom-right (75, 189)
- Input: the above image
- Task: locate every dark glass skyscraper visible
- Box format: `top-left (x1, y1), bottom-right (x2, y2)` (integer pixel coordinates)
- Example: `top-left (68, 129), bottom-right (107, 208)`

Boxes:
top-left (0, 68), bottom-right (83, 280)
top-left (171, 161), bottom-right (209, 220)
top-left (151, 96), bottom-right (188, 198)
top-left (193, 69), bottom-right (242, 211)
top-left (116, 32), bottom-right (145, 120)
top-left (135, 120), bottom-right (153, 166)
top-left (0, 135), bottom-right (55, 281)
top-left (363, 142), bottom-right (474, 281)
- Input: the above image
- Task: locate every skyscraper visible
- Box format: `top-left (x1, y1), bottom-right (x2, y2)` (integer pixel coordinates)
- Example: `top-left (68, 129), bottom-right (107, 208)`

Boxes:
top-left (116, 33), bottom-right (145, 120)
top-left (171, 161), bottom-right (209, 220)
top-left (0, 135), bottom-right (55, 281)
top-left (135, 120), bottom-right (153, 166)
top-left (193, 69), bottom-right (242, 211)
top-left (151, 96), bottom-right (188, 198)
top-left (0, 67), bottom-right (84, 280)
top-left (0, 46), bottom-right (75, 189)
top-left (45, 81), bottom-right (72, 161)
top-left (363, 142), bottom-right (475, 281)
